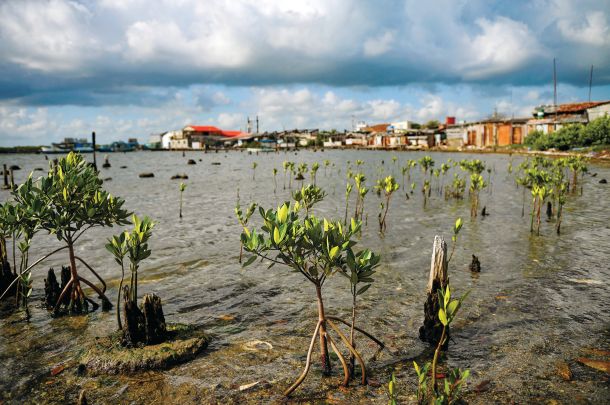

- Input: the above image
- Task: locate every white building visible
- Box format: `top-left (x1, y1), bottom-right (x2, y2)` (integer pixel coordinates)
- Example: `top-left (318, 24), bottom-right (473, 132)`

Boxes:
top-left (162, 130), bottom-right (182, 149)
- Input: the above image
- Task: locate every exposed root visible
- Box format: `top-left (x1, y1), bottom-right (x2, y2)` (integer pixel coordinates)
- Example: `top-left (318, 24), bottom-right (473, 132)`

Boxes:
top-left (328, 334), bottom-right (349, 387)
top-left (327, 316), bottom-right (385, 349)
top-left (75, 256), bottom-right (107, 293)
top-left (284, 320), bottom-right (322, 397)
top-left (326, 319), bottom-right (367, 385)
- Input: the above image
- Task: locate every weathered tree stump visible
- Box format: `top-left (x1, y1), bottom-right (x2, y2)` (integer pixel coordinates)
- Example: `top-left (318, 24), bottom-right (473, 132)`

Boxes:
top-left (419, 235), bottom-right (449, 348)
top-left (143, 294), bottom-right (167, 345)
top-left (0, 258), bottom-right (16, 300)
top-left (469, 255), bottom-right (481, 273)
top-left (122, 286), bottom-right (167, 347)
top-left (44, 268), bottom-right (61, 308)
top-left (546, 201), bottom-right (553, 220)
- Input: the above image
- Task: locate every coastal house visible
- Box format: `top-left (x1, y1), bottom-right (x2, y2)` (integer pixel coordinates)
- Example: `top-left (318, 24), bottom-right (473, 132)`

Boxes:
top-left (445, 117), bottom-right (528, 147)
top-left (526, 101), bottom-right (610, 134)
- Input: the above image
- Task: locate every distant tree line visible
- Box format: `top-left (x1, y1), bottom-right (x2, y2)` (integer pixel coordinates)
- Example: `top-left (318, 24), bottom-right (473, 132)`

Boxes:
top-left (525, 115), bottom-right (610, 151)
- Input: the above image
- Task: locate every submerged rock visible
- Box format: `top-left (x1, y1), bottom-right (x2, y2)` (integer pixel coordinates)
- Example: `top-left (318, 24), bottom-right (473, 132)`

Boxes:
top-left (187, 159), bottom-right (196, 165)
top-left (599, 179), bottom-right (607, 184)
top-left (171, 174), bottom-right (188, 180)
top-left (139, 173), bottom-right (154, 178)
top-left (9, 165), bottom-right (20, 170)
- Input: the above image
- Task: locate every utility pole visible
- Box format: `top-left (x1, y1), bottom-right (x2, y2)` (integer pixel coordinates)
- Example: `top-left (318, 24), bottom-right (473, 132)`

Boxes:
top-left (256, 115), bottom-right (259, 134)
top-left (553, 58), bottom-right (558, 131)
top-left (92, 131), bottom-right (97, 171)
top-left (588, 65), bottom-right (594, 102)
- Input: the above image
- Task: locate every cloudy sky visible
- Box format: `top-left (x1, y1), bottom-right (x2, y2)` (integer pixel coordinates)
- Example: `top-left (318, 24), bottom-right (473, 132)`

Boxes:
top-left (1, 0), bottom-right (609, 145)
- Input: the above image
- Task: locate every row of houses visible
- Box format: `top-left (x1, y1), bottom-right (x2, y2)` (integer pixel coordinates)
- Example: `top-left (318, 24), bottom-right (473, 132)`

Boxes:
top-left (150, 100), bottom-right (610, 150)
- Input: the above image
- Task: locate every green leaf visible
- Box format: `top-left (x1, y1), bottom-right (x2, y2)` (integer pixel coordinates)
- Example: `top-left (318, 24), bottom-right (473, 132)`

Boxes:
top-left (438, 308), bottom-right (448, 326)
top-left (273, 227), bottom-right (282, 244)
top-left (357, 284), bottom-right (371, 295)
top-left (242, 255), bottom-right (257, 268)
top-left (277, 204), bottom-right (289, 223)
top-left (329, 245), bottom-right (339, 259)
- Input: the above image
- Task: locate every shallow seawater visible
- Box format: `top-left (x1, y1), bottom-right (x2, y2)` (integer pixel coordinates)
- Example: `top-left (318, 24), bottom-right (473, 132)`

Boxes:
top-left (0, 150), bottom-right (609, 404)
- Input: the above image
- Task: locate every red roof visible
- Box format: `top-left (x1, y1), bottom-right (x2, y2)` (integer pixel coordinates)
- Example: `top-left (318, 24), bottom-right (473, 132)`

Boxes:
top-left (185, 125), bottom-right (222, 133)
top-left (362, 123), bottom-right (390, 133)
top-left (557, 101), bottom-right (610, 113)
top-left (220, 130), bottom-right (244, 137)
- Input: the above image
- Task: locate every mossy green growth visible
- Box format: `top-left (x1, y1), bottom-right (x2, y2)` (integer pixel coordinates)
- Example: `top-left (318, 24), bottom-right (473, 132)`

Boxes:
top-left (80, 323), bottom-right (209, 375)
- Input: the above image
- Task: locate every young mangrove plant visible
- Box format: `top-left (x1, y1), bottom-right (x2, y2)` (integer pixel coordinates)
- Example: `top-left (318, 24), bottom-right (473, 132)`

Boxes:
top-left (292, 184), bottom-right (326, 215)
top-left (324, 159), bottom-right (331, 176)
top-left (107, 215), bottom-right (164, 346)
top-left (419, 156), bottom-right (435, 178)
top-left (252, 162), bottom-right (258, 181)
top-left (272, 167), bottom-right (278, 193)
top-left (235, 202), bottom-right (257, 263)
top-left (341, 247), bottom-right (381, 377)
top-left (414, 285), bottom-right (470, 405)
top-left (344, 182), bottom-right (353, 225)
top-left (445, 174), bottom-right (466, 200)
top-left (353, 173), bottom-right (368, 221)
top-left (179, 182), bottom-right (186, 218)
top-left (469, 173), bottom-right (486, 218)
top-left (311, 162), bottom-right (320, 185)
top-left (9, 152), bottom-right (130, 314)
top-left (388, 372), bottom-right (399, 405)
top-left (282, 161), bottom-right (290, 189)
top-left (422, 180), bottom-right (431, 208)
top-left (375, 176), bottom-right (399, 233)
top-left (240, 189), bottom-right (383, 395)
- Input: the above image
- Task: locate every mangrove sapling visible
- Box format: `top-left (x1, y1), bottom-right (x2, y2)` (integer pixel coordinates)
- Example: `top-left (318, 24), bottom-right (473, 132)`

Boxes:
top-left (375, 176), bottom-right (399, 233)
top-left (235, 202), bottom-right (257, 263)
top-left (292, 184), bottom-right (326, 215)
top-left (324, 159), bottom-right (331, 177)
top-left (107, 215), bottom-right (163, 346)
top-left (240, 194), bottom-right (383, 395)
top-left (341, 248), bottom-right (380, 378)
top-left (251, 162), bottom-right (258, 181)
top-left (282, 161), bottom-right (290, 189)
top-left (311, 162), bottom-right (320, 185)
top-left (272, 168), bottom-right (278, 193)
top-left (406, 159), bottom-right (417, 182)
top-left (414, 285), bottom-right (470, 405)
top-left (353, 173), bottom-right (367, 221)
top-left (532, 184), bottom-right (551, 235)
top-left (0, 203), bottom-right (17, 300)
top-left (440, 163), bottom-right (450, 196)
top-left (388, 372), bottom-right (399, 405)
top-left (419, 156), bottom-right (435, 178)
top-left (10, 153), bottom-right (131, 314)
top-left (179, 182), bottom-right (186, 218)
top-left (422, 180), bottom-right (431, 208)
top-left (344, 183), bottom-right (353, 225)
top-left (469, 173), bottom-right (486, 218)
top-left (447, 218), bottom-right (463, 265)
top-left (105, 231), bottom-right (128, 330)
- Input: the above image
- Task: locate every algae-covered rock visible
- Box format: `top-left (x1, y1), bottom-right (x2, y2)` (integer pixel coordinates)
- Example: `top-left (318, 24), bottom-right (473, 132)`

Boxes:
top-left (80, 323), bottom-right (209, 375)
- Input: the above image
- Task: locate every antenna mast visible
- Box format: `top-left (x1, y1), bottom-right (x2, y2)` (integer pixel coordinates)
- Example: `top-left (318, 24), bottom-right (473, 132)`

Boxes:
top-left (588, 65), bottom-right (594, 102)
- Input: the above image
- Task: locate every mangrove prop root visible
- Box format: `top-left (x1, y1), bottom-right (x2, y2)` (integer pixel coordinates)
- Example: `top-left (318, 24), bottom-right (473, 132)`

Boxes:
top-left (326, 319), bottom-right (367, 385)
top-left (75, 256), bottom-right (107, 293)
top-left (326, 316), bottom-right (385, 349)
top-left (78, 276), bottom-right (112, 310)
top-left (284, 320), bottom-right (322, 397)
top-left (327, 334), bottom-right (350, 387)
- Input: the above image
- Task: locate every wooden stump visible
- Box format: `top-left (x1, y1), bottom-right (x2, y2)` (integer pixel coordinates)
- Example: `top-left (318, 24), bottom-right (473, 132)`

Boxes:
top-left (469, 255), bottom-right (481, 273)
top-left (419, 235), bottom-right (449, 347)
top-left (44, 268), bottom-right (61, 309)
top-left (0, 259), bottom-right (16, 300)
top-left (143, 294), bottom-right (167, 345)
top-left (122, 287), bottom-right (167, 347)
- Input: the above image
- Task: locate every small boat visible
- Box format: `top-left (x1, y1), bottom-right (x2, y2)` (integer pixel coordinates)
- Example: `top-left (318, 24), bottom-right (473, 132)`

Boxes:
top-left (41, 139), bottom-right (94, 154)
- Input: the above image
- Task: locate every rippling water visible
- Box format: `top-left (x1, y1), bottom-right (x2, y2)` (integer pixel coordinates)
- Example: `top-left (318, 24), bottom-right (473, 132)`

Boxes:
top-left (0, 150), bottom-right (609, 404)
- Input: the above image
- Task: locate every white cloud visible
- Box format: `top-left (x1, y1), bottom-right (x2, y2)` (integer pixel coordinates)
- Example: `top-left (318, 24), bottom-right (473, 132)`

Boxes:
top-left (217, 113), bottom-right (244, 129)
top-left (558, 11), bottom-right (610, 46)
top-left (363, 31), bottom-right (395, 57)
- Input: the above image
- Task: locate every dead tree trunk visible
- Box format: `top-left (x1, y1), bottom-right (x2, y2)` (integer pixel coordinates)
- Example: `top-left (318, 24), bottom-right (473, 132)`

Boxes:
top-left (0, 257), bottom-right (16, 300)
top-left (44, 268), bottom-right (61, 308)
top-left (122, 286), bottom-right (167, 347)
top-left (419, 235), bottom-right (449, 348)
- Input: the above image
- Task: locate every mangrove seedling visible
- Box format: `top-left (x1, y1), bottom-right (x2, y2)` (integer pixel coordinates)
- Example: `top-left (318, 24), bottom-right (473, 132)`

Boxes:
top-left (282, 161), bottom-right (291, 189)
top-left (375, 176), bottom-right (399, 233)
top-left (311, 162), bottom-right (320, 185)
top-left (422, 180), bottom-right (431, 208)
top-left (292, 184), bottom-right (326, 215)
top-left (341, 247), bottom-right (381, 377)
top-left (10, 152), bottom-right (130, 314)
top-left (107, 215), bottom-right (161, 346)
top-left (419, 156), bottom-right (435, 178)
top-left (469, 173), bottom-right (486, 218)
top-left (252, 162), bottom-right (258, 181)
top-left (447, 217), bottom-right (463, 264)
top-left (105, 230), bottom-right (128, 329)
top-left (353, 173), bottom-right (368, 221)
top-left (235, 202), bottom-right (257, 263)
top-left (388, 372), bottom-right (399, 405)
top-left (179, 182), bottom-right (186, 218)
top-left (414, 284), bottom-right (470, 404)
top-left (272, 167), bottom-right (278, 193)
top-left (344, 183), bottom-right (353, 225)
top-left (324, 159), bottom-right (331, 176)
top-left (240, 192), bottom-right (383, 395)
